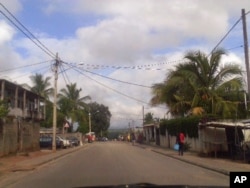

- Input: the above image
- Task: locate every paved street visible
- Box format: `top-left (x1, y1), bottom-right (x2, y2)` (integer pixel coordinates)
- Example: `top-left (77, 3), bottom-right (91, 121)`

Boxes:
top-left (1, 142), bottom-right (229, 188)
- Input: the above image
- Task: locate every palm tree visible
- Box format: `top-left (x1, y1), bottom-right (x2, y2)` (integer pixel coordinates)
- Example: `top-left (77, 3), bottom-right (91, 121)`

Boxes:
top-left (30, 73), bottom-right (53, 99)
top-left (151, 48), bottom-right (244, 118)
top-left (28, 73), bottom-right (55, 127)
top-left (58, 83), bottom-right (91, 126)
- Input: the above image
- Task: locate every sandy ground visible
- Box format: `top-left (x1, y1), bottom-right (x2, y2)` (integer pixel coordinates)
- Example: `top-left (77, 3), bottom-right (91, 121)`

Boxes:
top-left (0, 149), bottom-right (53, 176)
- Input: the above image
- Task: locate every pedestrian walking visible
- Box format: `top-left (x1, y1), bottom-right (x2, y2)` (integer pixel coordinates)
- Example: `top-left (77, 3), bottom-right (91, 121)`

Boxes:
top-left (176, 132), bottom-right (185, 156)
top-left (132, 133), bottom-right (136, 145)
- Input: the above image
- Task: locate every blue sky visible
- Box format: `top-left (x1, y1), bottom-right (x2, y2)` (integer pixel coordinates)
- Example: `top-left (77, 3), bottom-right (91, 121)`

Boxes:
top-left (17, 1), bottom-right (101, 39)
top-left (0, 0), bottom-right (250, 128)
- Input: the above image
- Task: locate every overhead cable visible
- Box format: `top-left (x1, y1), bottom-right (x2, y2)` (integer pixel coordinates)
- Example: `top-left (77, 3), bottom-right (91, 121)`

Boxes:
top-left (209, 16), bottom-right (242, 55)
top-left (59, 64), bottom-right (71, 85)
top-left (0, 3), bottom-right (56, 58)
top-left (0, 60), bottom-right (53, 73)
top-left (63, 62), bottom-right (152, 88)
top-left (63, 63), bottom-right (152, 105)
top-left (64, 63), bottom-right (168, 110)
top-left (9, 65), bottom-right (52, 80)
top-left (226, 45), bottom-right (244, 51)
top-left (71, 59), bottom-right (185, 70)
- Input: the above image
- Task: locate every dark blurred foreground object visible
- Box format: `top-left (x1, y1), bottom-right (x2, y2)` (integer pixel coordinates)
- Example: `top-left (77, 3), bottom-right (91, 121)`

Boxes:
top-left (73, 183), bottom-right (228, 188)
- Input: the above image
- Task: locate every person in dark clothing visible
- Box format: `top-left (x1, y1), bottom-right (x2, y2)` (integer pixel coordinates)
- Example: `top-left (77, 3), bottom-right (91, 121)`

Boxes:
top-left (131, 133), bottom-right (136, 145)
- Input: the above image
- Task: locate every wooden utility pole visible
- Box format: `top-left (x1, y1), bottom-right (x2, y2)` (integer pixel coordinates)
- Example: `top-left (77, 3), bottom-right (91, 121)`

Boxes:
top-left (242, 9), bottom-right (250, 99)
top-left (52, 53), bottom-right (59, 152)
top-left (89, 110), bottom-right (91, 134)
top-left (142, 105), bottom-right (144, 126)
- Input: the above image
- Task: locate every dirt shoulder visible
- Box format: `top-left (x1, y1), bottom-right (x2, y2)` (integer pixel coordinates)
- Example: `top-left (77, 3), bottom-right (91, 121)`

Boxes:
top-left (0, 149), bottom-right (53, 177)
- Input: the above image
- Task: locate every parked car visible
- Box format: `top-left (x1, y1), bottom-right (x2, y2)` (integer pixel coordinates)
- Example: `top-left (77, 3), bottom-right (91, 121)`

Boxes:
top-left (101, 137), bottom-right (108, 142)
top-left (57, 136), bottom-right (70, 148)
top-left (40, 136), bottom-right (63, 149)
top-left (66, 136), bottom-right (80, 146)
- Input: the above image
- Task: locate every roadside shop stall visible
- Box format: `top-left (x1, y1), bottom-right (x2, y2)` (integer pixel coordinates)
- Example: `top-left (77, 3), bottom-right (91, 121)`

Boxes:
top-left (198, 120), bottom-right (250, 162)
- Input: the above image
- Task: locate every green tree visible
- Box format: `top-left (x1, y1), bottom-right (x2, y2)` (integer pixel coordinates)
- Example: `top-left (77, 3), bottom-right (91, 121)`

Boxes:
top-left (39, 101), bottom-right (65, 128)
top-left (30, 73), bottom-right (53, 99)
top-left (29, 73), bottom-right (54, 127)
top-left (144, 112), bottom-right (154, 124)
top-left (58, 83), bottom-right (91, 131)
top-left (151, 49), bottom-right (244, 119)
top-left (73, 108), bottom-right (88, 133)
top-left (0, 100), bottom-right (9, 118)
top-left (87, 102), bottom-right (111, 136)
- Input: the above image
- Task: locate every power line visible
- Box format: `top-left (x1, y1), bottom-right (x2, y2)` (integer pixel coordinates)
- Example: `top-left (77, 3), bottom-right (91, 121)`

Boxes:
top-left (65, 63), bottom-right (168, 110)
top-left (9, 65), bottom-right (52, 80)
top-left (71, 59), bottom-right (185, 70)
top-left (0, 9), bottom-right (54, 58)
top-left (0, 60), bottom-right (53, 73)
top-left (59, 64), bottom-right (71, 85)
top-left (226, 45), bottom-right (243, 51)
top-left (0, 3), bottom-right (56, 58)
top-left (59, 66), bottom-right (69, 86)
top-left (64, 63), bottom-right (151, 105)
top-left (209, 16), bottom-right (242, 55)
top-left (63, 62), bottom-right (152, 88)
top-left (71, 42), bottom-right (248, 71)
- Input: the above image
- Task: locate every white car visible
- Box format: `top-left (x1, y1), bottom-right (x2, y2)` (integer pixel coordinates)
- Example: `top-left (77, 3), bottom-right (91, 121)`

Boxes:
top-left (57, 136), bottom-right (70, 148)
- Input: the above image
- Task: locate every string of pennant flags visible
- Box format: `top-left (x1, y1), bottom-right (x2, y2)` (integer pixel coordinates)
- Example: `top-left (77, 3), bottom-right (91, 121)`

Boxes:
top-left (66, 59), bottom-right (187, 70)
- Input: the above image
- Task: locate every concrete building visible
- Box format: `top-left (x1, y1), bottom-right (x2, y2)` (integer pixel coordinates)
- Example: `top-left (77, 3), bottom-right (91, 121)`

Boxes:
top-left (0, 79), bottom-right (46, 120)
top-left (143, 123), bottom-right (160, 145)
top-left (0, 79), bottom-right (45, 157)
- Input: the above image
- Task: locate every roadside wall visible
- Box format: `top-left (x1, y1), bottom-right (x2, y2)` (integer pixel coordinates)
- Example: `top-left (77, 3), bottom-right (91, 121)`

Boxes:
top-left (0, 121), bottom-right (18, 156)
top-left (159, 130), bottom-right (201, 152)
top-left (0, 119), bottom-right (40, 157)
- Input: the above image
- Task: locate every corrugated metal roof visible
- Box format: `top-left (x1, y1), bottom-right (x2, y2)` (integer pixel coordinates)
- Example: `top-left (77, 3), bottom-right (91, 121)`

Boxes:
top-left (199, 121), bottom-right (250, 129)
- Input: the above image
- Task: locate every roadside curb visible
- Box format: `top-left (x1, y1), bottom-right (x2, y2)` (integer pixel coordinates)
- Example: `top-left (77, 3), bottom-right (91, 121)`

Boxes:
top-left (151, 149), bottom-right (229, 176)
top-left (134, 143), bottom-right (230, 176)
top-left (0, 144), bottom-right (89, 188)
top-left (11, 144), bottom-right (88, 172)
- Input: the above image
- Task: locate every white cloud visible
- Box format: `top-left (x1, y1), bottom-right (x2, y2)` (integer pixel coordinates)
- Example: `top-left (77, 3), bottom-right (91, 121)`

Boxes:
top-left (43, 0), bottom-right (247, 42)
top-left (221, 52), bottom-right (245, 73)
top-left (1, 0), bottom-right (250, 128)
top-left (0, 0), bottom-right (22, 14)
top-left (0, 20), bottom-right (15, 44)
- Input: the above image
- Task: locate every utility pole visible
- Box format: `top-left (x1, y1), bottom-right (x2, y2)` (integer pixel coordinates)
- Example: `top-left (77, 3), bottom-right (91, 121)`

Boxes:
top-left (142, 105), bottom-right (144, 126)
top-left (52, 53), bottom-right (60, 152)
top-left (89, 111), bottom-right (91, 134)
top-left (242, 9), bottom-right (250, 100)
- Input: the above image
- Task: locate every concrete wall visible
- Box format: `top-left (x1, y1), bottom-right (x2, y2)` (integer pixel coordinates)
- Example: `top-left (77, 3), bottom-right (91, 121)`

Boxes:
top-left (0, 121), bottom-right (18, 156)
top-left (159, 130), bottom-right (201, 152)
top-left (22, 122), bottom-right (40, 151)
top-left (0, 119), bottom-right (40, 157)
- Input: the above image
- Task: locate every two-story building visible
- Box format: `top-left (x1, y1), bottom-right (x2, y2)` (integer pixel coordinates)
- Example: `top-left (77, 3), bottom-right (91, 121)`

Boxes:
top-left (0, 79), bottom-right (45, 120)
top-left (0, 78), bottom-right (46, 156)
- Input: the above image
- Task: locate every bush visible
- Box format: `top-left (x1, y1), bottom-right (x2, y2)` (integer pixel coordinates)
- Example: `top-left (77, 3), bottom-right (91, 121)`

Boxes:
top-left (0, 100), bottom-right (9, 118)
top-left (184, 142), bottom-right (191, 151)
top-left (160, 116), bottom-right (200, 138)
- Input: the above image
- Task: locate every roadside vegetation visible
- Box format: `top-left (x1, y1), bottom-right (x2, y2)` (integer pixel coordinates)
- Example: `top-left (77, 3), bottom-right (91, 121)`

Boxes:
top-left (150, 48), bottom-right (247, 137)
top-left (0, 100), bottom-right (9, 119)
top-left (28, 73), bottom-right (111, 136)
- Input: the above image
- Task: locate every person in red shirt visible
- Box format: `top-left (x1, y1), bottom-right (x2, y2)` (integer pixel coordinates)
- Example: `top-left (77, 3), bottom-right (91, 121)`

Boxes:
top-left (176, 132), bottom-right (185, 156)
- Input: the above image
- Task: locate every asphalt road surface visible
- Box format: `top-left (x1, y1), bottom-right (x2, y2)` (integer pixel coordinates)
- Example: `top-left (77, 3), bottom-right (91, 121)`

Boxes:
top-left (3, 142), bottom-right (229, 188)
